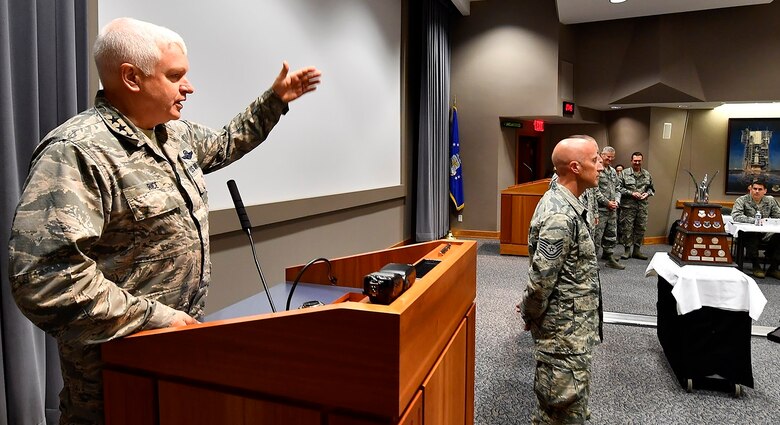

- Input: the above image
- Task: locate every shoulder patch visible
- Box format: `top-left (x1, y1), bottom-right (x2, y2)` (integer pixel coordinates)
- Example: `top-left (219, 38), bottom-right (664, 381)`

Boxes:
top-left (538, 239), bottom-right (564, 260)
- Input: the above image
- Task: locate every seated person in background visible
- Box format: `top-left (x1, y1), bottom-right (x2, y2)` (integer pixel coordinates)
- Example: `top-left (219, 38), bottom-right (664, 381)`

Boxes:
top-left (731, 179), bottom-right (780, 278)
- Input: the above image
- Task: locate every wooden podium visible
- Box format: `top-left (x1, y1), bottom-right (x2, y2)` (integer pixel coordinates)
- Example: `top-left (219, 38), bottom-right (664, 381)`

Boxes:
top-left (101, 240), bottom-right (477, 425)
top-left (500, 179), bottom-right (550, 256)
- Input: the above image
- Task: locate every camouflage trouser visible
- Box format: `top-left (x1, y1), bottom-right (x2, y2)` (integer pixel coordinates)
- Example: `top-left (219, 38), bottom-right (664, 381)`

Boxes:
top-left (532, 353), bottom-right (592, 424)
top-left (619, 205), bottom-right (648, 248)
top-left (57, 340), bottom-right (105, 424)
top-left (594, 209), bottom-right (617, 255)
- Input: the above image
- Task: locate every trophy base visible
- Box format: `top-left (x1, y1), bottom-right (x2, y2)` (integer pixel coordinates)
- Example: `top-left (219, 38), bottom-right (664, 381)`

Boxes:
top-left (669, 253), bottom-right (736, 267)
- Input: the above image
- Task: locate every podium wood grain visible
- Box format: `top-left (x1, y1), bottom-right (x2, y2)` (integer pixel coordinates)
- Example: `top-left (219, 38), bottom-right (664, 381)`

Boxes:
top-left (102, 240), bottom-right (477, 425)
top-left (500, 179), bottom-right (550, 256)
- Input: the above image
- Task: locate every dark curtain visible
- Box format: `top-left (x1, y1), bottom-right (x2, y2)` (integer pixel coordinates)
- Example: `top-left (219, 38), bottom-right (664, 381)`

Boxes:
top-left (0, 1), bottom-right (89, 423)
top-left (414, 0), bottom-right (454, 241)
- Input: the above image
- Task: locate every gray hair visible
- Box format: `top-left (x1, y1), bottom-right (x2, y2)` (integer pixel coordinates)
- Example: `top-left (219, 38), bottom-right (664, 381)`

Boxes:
top-left (601, 146), bottom-right (616, 154)
top-left (94, 17), bottom-right (187, 83)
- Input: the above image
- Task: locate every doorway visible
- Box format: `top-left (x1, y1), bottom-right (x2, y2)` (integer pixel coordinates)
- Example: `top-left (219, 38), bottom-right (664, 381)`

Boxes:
top-left (516, 135), bottom-right (542, 184)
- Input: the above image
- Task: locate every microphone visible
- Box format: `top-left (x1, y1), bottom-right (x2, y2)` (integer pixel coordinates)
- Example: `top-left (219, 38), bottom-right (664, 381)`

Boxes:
top-left (227, 179), bottom-right (252, 231)
top-left (226, 180), bottom-right (277, 313)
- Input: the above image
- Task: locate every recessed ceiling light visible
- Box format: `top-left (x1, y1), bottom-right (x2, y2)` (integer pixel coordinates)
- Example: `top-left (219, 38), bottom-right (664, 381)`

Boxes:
top-left (610, 0), bottom-right (627, 4)
top-left (715, 102), bottom-right (780, 118)
top-left (610, 106), bottom-right (622, 109)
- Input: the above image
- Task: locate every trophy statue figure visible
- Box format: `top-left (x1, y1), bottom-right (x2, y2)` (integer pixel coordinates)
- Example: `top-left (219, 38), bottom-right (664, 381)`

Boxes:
top-left (686, 170), bottom-right (718, 203)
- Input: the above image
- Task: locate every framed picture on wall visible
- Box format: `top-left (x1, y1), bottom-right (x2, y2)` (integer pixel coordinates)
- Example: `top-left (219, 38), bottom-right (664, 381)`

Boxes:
top-left (726, 118), bottom-right (780, 195)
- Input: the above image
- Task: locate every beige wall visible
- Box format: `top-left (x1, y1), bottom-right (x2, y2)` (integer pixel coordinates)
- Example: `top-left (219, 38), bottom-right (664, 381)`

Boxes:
top-left (450, 0), bottom-right (561, 232)
top-left (647, 108), bottom-right (688, 239)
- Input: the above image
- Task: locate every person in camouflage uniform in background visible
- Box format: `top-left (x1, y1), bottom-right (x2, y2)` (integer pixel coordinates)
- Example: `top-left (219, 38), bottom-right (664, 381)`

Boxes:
top-left (518, 136), bottom-right (604, 424)
top-left (7, 18), bottom-right (321, 424)
top-left (731, 180), bottom-right (780, 278)
top-left (618, 151), bottom-right (654, 260)
top-left (593, 146), bottom-right (624, 269)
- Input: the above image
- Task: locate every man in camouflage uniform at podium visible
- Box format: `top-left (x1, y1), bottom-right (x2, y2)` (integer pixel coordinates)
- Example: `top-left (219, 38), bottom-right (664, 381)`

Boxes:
top-left (519, 136), bottom-right (604, 424)
top-left (8, 18), bottom-right (320, 424)
top-left (619, 152), bottom-right (654, 260)
top-left (594, 146), bottom-right (624, 269)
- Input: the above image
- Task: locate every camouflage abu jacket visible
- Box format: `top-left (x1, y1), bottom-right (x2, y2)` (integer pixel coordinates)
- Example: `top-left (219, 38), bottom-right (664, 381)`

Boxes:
top-left (9, 89), bottom-right (287, 346)
top-left (731, 193), bottom-right (780, 223)
top-left (595, 165), bottom-right (621, 211)
top-left (619, 168), bottom-right (654, 208)
top-left (520, 184), bottom-right (602, 356)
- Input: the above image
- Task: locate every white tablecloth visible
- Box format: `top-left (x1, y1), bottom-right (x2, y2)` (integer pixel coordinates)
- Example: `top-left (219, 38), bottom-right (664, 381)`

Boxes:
top-left (723, 214), bottom-right (780, 237)
top-left (645, 252), bottom-right (767, 320)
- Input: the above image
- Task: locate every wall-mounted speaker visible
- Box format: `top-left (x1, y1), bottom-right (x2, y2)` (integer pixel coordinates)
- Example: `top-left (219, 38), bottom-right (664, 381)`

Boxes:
top-left (663, 122), bottom-right (673, 140)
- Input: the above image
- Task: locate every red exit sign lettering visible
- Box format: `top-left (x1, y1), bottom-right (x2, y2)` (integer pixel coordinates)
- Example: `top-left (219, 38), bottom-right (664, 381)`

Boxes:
top-left (563, 101), bottom-right (575, 116)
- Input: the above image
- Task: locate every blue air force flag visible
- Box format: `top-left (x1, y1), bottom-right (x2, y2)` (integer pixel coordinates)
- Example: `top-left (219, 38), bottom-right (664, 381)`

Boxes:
top-left (450, 107), bottom-right (465, 210)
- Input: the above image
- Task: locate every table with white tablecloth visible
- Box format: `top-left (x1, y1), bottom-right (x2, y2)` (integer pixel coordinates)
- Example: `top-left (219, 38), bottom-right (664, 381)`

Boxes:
top-left (645, 252), bottom-right (767, 394)
top-left (723, 215), bottom-right (780, 269)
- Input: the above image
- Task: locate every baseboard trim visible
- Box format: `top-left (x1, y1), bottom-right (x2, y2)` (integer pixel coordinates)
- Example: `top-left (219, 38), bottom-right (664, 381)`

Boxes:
top-left (452, 229), bottom-right (500, 239)
top-left (644, 236), bottom-right (668, 245)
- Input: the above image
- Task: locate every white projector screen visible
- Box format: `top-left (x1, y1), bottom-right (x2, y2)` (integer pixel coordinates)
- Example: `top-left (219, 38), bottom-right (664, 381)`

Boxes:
top-left (98, 0), bottom-right (402, 211)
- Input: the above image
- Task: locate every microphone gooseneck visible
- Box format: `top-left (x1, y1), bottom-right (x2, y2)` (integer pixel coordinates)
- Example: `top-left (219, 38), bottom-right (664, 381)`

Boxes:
top-left (227, 180), bottom-right (277, 313)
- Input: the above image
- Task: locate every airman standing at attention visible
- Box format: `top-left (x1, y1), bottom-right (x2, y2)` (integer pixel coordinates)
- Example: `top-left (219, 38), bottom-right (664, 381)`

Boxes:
top-left (518, 136), bottom-right (604, 424)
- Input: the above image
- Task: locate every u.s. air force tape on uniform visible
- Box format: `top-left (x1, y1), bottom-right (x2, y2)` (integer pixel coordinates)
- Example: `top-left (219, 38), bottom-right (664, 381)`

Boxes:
top-left (538, 239), bottom-right (564, 260)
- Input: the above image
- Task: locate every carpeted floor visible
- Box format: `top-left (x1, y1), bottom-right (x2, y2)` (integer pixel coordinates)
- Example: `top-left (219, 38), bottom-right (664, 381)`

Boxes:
top-left (473, 240), bottom-right (780, 424)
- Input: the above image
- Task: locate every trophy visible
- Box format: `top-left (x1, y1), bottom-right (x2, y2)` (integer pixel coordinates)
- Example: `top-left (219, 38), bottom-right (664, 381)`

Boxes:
top-left (669, 170), bottom-right (734, 266)
top-left (689, 170), bottom-right (717, 203)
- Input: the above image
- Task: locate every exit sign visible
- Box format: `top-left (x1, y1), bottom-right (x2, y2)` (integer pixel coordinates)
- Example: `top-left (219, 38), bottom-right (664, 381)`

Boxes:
top-left (563, 101), bottom-right (575, 117)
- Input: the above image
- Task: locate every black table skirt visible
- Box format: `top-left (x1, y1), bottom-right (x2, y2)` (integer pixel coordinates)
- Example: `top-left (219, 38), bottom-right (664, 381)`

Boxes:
top-left (656, 276), bottom-right (754, 390)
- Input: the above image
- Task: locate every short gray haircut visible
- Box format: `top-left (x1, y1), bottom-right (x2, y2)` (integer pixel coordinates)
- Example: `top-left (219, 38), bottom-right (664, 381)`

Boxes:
top-left (94, 17), bottom-right (187, 83)
top-left (601, 146), bottom-right (616, 154)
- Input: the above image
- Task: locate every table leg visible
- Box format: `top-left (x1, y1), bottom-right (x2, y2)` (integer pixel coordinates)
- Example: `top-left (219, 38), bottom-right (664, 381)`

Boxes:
top-left (736, 231), bottom-right (744, 270)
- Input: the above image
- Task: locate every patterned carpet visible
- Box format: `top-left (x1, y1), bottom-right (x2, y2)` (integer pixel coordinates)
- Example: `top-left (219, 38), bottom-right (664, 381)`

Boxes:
top-left (472, 240), bottom-right (780, 424)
